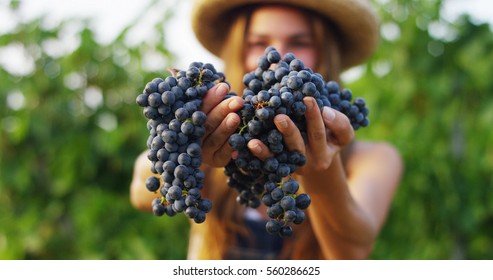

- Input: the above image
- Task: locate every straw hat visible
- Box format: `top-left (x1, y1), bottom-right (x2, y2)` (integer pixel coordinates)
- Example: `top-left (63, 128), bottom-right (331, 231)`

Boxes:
top-left (191, 0), bottom-right (379, 70)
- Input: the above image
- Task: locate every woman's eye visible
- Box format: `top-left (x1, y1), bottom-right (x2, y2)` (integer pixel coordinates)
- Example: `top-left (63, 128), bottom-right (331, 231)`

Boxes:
top-left (248, 41), bottom-right (268, 48)
top-left (289, 41), bottom-right (313, 48)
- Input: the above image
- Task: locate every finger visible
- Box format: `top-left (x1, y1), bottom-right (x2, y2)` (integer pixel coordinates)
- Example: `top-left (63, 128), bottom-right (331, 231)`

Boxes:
top-left (322, 106), bottom-right (354, 146)
top-left (303, 97), bottom-right (329, 151)
top-left (247, 139), bottom-right (273, 160)
top-left (202, 112), bottom-right (241, 165)
top-left (213, 142), bottom-right (235, 167)
top-left (273, 114), bottom-right (306, 155)
top-left (203, 96), bottom-right (243, 136)
top-left (201, 83), bottom-right (230, 114)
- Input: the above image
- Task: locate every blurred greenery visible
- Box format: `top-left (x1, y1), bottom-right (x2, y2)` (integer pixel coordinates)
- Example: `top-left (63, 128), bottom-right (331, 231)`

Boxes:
top-left (0, 0), bottom-right (492, 259)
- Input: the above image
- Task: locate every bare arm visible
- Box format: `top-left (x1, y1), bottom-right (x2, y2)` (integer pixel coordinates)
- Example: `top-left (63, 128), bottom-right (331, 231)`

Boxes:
top-left (298, 142), bottom-right (402, 259)
top-left (249, 97), bottom-right (403, 259)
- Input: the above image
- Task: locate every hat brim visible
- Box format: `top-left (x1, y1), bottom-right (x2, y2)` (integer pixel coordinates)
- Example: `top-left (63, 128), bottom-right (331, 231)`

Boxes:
top-left (191, 0), bottom-right (380, 70)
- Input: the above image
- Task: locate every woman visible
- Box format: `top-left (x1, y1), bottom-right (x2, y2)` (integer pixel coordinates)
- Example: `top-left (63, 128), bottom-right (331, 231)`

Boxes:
top-left (130, 0), bottom-right (403, 259)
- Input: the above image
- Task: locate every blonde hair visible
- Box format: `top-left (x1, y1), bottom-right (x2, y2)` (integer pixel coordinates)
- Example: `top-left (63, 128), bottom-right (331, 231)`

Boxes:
top-left (191, 5), bottom-right (344, 260)
top-left (221, 5), bottom-right (344, 93)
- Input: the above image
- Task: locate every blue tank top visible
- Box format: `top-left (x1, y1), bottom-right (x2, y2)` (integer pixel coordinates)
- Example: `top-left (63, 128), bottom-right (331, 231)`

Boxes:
top-left (225, 210), bottom-right (284, 259)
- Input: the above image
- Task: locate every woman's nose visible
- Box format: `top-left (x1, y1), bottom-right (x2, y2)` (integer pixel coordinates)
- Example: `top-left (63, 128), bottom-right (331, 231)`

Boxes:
top-left (271, 43), bottom-right (288, 57)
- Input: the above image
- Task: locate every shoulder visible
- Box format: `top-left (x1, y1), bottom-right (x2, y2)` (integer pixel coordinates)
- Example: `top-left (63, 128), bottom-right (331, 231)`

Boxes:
top-left (135, 150), bottom-right (150, 171)
top-left (345, 140), bottom-right (403, 180)
top-left (350, 140), bottom-right (401, 164)
top-left (133, 150), bottom-right (158, 179)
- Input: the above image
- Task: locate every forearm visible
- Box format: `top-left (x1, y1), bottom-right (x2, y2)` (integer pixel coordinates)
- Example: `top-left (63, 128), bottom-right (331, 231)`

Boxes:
top-left (296, 154), bottom-right (377, 259)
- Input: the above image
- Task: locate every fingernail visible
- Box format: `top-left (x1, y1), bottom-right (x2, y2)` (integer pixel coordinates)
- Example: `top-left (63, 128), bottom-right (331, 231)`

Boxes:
top-left (226, 115), bottom-right (237, 129)
top-left (249, 142), bottom-right (262, 154)
top-left (323, 107), bottom-right (336, 122)
top-left (228, 98), bottom-right (242, 110)
top-left (215, 83), bottom-right (229, 97)
top-left (304, 97), bottom-right (314, 110)
top-left (275, 116), bottom-right (288, 129)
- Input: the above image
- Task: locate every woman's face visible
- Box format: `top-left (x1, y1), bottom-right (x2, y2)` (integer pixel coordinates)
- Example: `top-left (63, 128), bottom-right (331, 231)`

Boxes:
top-left (244, 5), bottom-right (317, 72)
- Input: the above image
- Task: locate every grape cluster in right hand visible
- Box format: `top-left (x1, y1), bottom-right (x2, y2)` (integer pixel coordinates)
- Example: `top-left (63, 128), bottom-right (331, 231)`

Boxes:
top-left (224, 47), bottom-right (370, 237)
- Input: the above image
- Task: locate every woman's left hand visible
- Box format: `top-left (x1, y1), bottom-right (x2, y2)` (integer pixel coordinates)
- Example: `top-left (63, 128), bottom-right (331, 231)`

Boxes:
top-left (246, 96), bottom-right (354, 175)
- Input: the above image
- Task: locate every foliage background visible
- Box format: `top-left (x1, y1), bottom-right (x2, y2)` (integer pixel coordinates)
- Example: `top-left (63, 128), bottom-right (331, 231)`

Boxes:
top-left (0, 0), bottom-right (492, 259)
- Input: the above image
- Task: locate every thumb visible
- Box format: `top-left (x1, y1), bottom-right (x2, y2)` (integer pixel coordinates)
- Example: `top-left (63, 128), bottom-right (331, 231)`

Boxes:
top-left (322, 107), bottom-right (354, 146)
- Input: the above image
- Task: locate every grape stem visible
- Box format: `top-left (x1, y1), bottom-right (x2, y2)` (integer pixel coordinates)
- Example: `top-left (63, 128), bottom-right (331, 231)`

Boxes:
top-left (167, 68), bottom-right (180, 77)
top-left (238, 118), bottom-right (249, 135)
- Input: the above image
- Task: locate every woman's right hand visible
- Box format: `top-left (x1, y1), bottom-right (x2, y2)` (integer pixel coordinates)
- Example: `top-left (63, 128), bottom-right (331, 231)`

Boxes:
top-left (200, 83), bottom-right (244, 167)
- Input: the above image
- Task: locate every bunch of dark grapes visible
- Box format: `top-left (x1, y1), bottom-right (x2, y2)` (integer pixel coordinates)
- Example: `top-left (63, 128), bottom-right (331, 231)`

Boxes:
top-left (225, 47), bottom-right (370, 237)
top-left (135, 62), bottom-right (229, 223)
